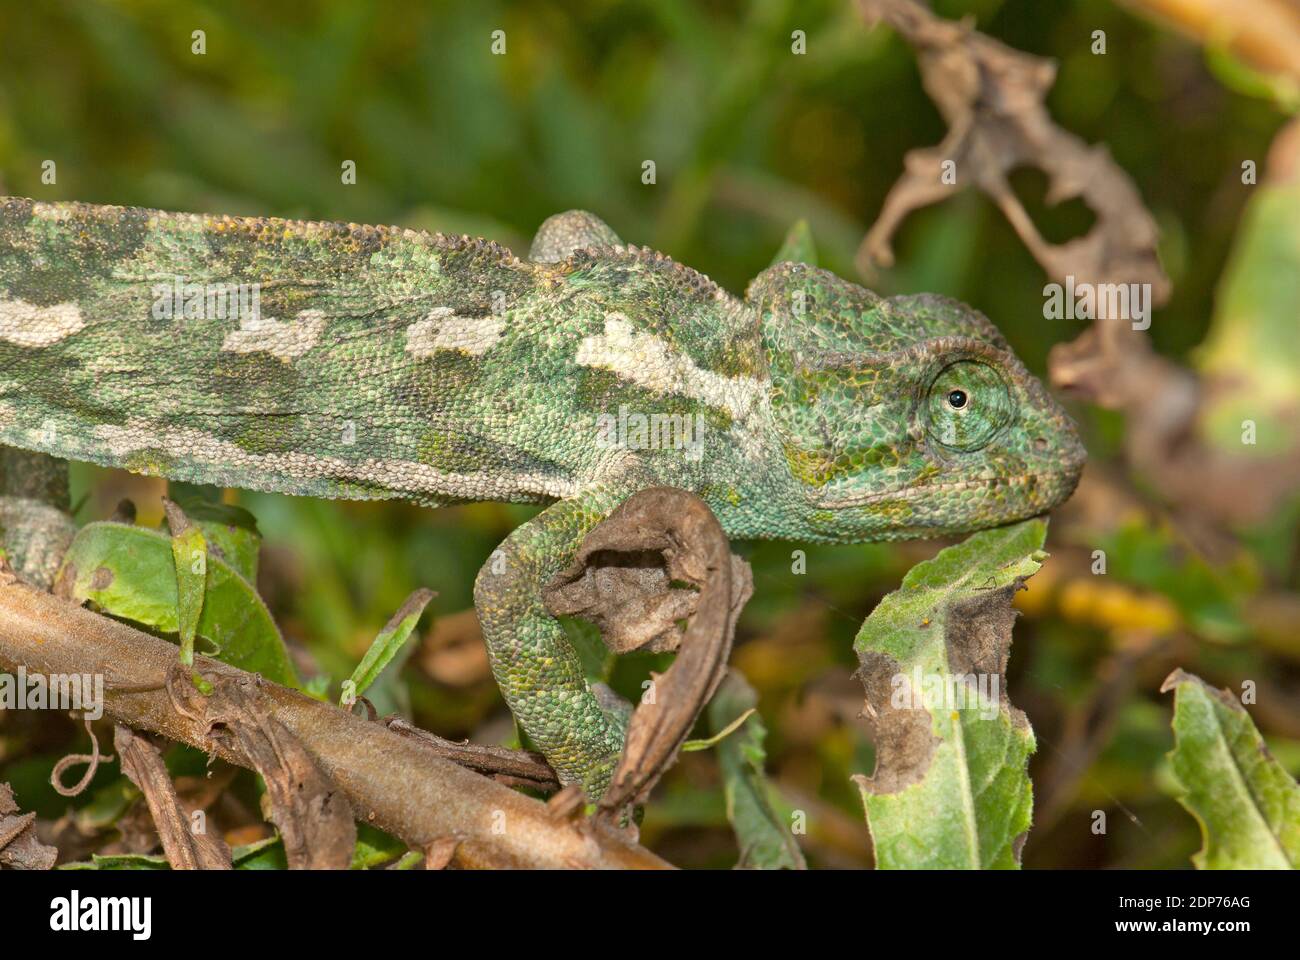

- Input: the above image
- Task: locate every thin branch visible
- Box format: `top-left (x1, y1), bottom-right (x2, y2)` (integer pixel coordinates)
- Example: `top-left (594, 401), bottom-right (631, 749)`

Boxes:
top-left (381, 717), bottom-right (561, 793)
top-left (0, 569), bottom-right (670, 870)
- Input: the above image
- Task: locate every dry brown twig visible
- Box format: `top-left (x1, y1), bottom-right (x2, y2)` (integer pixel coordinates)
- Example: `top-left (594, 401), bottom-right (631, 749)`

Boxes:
top-left (0, 563), bottom-right (670, 869)
top-left (0, 481), bottom-right (752, 867)
top-left (856, 0), bottom-right (1170, 310)
top-left (858, 0), bottom-right (1300, 537)
top-left (854, 0), bottom-right (1169, 433)
top-left (381, 717), bottom-right (561, 793)
top-left (167, 666), bottom-right (355, 869)
top-left (855, 0), bottom-right (1172, 414)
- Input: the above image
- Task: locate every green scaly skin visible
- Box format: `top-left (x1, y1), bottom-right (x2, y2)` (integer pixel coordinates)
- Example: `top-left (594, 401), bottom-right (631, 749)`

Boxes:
top-left (0, 198), bottom-right (1085, 796)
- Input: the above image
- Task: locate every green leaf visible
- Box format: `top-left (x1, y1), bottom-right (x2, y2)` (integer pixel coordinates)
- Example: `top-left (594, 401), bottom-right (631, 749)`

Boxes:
top-left (72, 777), bottom-right (139, 833)
top-left (706, 670), bottom-right (806, 870)
top-left (1203, 44), bottom-right (1300, 113)
top-left (340, 588), bottom-right (434, 706)
top-left (163, 499), bottom-right (207, 669)
top-left (57, 520), bottom-right (299, 687)
top-left (852, 518), bottom-right (1047, 869)
top-left (167, 481), bottom-right (261, 534)
top-left (769, 218), bottom-right (817, 267)
top-left (682, 707), bottom-right (755, 752)
top-left (60, 853), bottom-right (171, 870)
top-left (302, 675), bottom-right (332, 701)
top-left (231, 835), bottom-right (287, 870)
top-left (168, 481), bottom-right (263, 583)
top-left (351, 823), bottom-right (408, 869)
top-left (1162, 669), bottom-right (1300, 869)
top-left (1197, 174), bottom-right (1300, 460)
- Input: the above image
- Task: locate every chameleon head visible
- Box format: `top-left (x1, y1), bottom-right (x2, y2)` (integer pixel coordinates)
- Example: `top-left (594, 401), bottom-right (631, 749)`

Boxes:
top-left (751, 264), bottom-right (1086, 541)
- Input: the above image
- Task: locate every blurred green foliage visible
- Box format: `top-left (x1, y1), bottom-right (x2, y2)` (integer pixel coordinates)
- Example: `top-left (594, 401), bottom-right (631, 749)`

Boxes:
top-left (0, 0), bottom-right (1296, 869)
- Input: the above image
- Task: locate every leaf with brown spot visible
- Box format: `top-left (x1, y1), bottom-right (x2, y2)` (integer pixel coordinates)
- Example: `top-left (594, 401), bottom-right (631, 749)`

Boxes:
top-left (55, 519), bottom-right (298, 686)
top-left (852, 519), bottom-right (1047, 869)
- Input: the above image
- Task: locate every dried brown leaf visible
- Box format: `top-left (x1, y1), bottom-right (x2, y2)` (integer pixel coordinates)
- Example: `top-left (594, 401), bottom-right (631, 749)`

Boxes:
top-left (1052, 117), bottom-right (1300, 529)
top-left (545, 487), bottom-right (753, 813)
top-left (169, 667), bottom-right (355, 870)
top-left (113, 724), bottom-right (232, 870)
top-left (858, 0), bottom-right (1169, 308)
top-left (0, 782), bottom-right (57, 870)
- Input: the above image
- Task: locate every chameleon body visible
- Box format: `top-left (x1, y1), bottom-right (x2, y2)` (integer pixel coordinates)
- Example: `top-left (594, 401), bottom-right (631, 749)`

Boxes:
top-left (0, 197), bottom-right (1085, 795)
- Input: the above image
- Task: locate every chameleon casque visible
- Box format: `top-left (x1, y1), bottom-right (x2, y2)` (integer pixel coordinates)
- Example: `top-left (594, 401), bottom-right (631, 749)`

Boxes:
top-left (0, 197), bottom-right (1085, 797)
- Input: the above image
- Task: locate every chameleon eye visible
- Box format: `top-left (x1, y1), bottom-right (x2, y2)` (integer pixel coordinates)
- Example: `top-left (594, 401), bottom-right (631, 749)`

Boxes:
top-left (927, 360), bottom-right (1012, 451)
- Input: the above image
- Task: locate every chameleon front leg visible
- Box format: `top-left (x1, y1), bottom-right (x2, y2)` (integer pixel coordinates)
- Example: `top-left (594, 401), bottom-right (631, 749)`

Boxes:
top-left (474, 485), bottom-right (631, 797)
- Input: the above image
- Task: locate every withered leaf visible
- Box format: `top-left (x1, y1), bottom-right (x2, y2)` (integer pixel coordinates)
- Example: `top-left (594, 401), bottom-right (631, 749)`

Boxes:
top-left (857, 0), bottom-right (1169, 307)
top-left (545, 487), bottom-right (753, 814)
top-left (113, 724), bottom-right (232, 870)
top-left (853, 519), bottom-right (1046, 869)
top-left (169, 667), bottom-right (355, 870)
top-left (0, 782), bottom-right (57, 870)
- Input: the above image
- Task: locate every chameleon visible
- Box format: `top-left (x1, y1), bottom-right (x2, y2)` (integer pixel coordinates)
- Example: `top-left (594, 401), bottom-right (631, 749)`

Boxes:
top-left (0, 197), bottom-right (1085, 797)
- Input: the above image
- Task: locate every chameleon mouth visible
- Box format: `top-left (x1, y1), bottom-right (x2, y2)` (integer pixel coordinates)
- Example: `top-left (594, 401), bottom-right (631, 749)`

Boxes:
top-left (815, 467), bottom-right (1082, 511)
